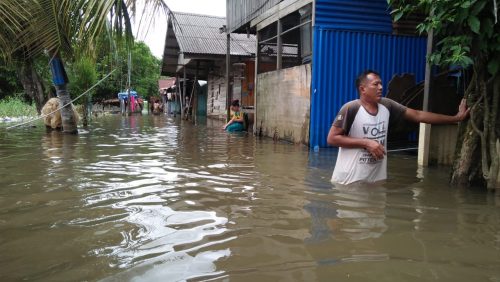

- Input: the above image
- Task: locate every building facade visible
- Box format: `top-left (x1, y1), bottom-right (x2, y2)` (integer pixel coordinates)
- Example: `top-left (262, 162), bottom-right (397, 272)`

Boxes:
top-left (161, 11), bottom-right (256, 120)
top-left (227, 0), bottom-right (427, 147)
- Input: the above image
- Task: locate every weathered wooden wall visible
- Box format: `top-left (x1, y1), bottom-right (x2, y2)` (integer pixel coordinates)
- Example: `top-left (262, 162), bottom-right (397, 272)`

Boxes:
top-left (429, 125), bottom-right (458, 165)
top-left (207, 72), bottom-right (227, 120)
top-left (257, 63), bottom-right (311, 144)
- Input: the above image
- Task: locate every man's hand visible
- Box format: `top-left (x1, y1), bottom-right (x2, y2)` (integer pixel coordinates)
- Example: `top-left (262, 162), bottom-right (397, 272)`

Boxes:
top-left (454, 99), bottom-right (470, 122)
top-left (404, 98), bottom-right (471, 124)
top-left (328, 126), bottom-right (386, 159)
top-left (365, 139), bottom-right (385, 160)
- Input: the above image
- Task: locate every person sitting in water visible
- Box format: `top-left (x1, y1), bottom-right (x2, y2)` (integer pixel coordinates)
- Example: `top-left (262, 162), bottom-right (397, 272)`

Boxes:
top-left (152, 99), bottom-right (162, 115)
top-left (223, 100), bottom-right (245, 132)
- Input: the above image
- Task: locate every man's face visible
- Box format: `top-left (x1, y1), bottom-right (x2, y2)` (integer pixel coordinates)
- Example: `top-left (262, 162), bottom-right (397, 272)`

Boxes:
top-left (359, 73), bottom-right (383, 102)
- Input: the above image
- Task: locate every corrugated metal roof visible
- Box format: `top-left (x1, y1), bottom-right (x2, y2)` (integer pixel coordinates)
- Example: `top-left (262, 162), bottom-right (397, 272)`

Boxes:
top-left (158, 78), bottom-right (176, 90)
top-left (226, 0), bottom-right (282, 33)
top-left (315, 0), bottom-right (393, 33)
top-left (309, 29), bottom-right (426, 148)
top-left (171, 11), bottom-right (256, 56)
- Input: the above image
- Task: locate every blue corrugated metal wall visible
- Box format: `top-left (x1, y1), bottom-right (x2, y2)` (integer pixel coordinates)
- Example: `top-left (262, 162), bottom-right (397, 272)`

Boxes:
top-left (309, 0), bottom-right (426, 148)
top-left (315, 0), bottom-right (393, 33)
top-left (310, 29), bottom-right (426, 148)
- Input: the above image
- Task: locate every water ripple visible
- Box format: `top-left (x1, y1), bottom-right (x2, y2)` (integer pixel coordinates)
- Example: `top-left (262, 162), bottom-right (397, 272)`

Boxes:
top-left (0, 116), bottom-right (499, 282)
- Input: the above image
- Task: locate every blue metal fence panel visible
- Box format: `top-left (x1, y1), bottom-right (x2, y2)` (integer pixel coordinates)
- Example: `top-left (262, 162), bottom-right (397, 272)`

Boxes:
top-left (315, 0), bottom-right (393, 33)
top-left (309, 28), bottom-right (426, 148)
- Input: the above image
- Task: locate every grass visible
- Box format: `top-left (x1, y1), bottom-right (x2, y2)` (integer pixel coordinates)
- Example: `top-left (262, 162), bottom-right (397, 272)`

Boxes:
top-left (0, 97), bottom-right (38, 118)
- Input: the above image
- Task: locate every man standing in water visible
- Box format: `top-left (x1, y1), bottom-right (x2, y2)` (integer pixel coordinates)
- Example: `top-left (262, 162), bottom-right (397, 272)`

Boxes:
top-left (327, 70), bottom-right (469, 185)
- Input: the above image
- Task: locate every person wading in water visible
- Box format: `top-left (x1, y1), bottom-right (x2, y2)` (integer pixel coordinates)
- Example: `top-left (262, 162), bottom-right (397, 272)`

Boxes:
top-left (327, 70), bottom-right (470, 185)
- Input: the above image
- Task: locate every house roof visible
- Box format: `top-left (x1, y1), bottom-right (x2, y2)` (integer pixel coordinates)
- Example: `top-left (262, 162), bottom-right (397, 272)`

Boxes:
top-left (171, 11), bottom-right (256, 56)
top-left (158, 78), bottom-right (176, 90)
top-left (161, 11), bottom-right (256, 78)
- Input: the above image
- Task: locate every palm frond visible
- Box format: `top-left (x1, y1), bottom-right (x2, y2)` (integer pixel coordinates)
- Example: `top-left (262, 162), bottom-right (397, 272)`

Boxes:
top-left (15, 0), bottom-right (75, 58)
top-left (0, 0), bottom-right (30, 59)
top-left (3, 0), bottom-right (173, 62)
top-left (133, 0), bottom-right (175, 39)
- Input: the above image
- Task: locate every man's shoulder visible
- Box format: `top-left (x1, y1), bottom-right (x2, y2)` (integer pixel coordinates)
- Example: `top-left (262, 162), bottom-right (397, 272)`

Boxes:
top-left (342, 99), bottom-right (360, 108)
top-left (379, 97), bottom-right (403, 107)
top-left (338, 100), bottom-right (361, 114)
top-left (333, 100), bottom-right (362, 132)
top-left (337, 100), bottom-right (361, 119)
top-left (379, 97), bottom-right (407, 117)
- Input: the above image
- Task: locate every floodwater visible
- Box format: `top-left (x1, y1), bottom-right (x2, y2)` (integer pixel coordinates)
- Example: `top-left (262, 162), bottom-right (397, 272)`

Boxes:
top-left (0, 115), bottom-right (499, 282)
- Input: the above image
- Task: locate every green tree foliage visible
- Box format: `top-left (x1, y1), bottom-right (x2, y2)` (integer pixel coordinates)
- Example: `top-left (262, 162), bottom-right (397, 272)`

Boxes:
top-left (68, 56), bottom-right (98, 126)
top-left (389, 0), bottom-right (499, 72)
top-left (0, 57), bottom-right (53, 112)
top-left (0, 63), bottom-right (23, 100)
top-left (389, 0), bottom-right (500, 189)
top-left (94, 41), bottom-right (160, 101)
top-left (70, 57), bottom-right (98, 98)
top-left (129, 42), bottom-right (161, 100)
top-left (0, 0), bottom-right (170, 132)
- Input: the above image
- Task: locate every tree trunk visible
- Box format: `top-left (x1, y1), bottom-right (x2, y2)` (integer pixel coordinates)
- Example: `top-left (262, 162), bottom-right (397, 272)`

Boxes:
top-left (450, 120), bottom-right (484, 186)
top-left (451, 69), bottom-right (485, 187)
top-left (451, 71), bottom-right (499, 189)
top-left (55, 84), bottom-right (78, 134)
top-left (486, 76), bottom-right (500, 189)
top-left (49, 53), bottom-right (78, 134)
top-left (488, 139), bottom-right (500, 189)
top-left (18, 59), bottom-right (47, 114)
top-left (82, 94), bottom-right (89, 127)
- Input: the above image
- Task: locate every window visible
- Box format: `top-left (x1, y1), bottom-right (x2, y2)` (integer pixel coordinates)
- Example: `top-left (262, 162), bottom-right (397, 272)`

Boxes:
top-left (299, 5), bottom-right (312, 62)
top-left (257, 22), bottom-right (278, 74)
top-left (256, 4), bottom-right (312, 74)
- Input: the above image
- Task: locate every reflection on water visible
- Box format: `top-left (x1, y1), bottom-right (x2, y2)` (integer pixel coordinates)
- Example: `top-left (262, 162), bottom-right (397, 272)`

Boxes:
top-left (0, 115), bottom-right (499, 281)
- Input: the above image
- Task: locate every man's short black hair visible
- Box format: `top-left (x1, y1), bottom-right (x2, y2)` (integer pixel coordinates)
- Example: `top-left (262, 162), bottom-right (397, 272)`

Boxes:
top-left (355, 70), bottom-right (380, 91)
top-left (231, 99), bottom-right (240, 107)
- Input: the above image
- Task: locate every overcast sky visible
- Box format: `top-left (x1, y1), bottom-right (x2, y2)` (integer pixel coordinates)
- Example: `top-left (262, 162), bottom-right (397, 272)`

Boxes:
top-left (133, 0), bottom-right (226, 58)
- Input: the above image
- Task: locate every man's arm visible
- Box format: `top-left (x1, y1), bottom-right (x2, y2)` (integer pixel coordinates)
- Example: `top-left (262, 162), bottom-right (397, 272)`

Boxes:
top-left (404, 99), bottom-right (470, 124)
top-left (327, 126), bottom-right (385, 160)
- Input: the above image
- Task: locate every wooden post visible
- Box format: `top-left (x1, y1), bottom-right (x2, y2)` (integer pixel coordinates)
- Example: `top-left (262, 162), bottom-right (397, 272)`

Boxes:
top-left (418, 28), bottom-right (434, 167)
top-left (226, 33), bottom-right (231, 121)
top-left (127, 51), bottom-right (132, 116)
top-left (193, 60), bottom-right (200, 124)
top-left (254, 31), bottom-right (260, 135)
top-left (120, 98), bottom-right (125, 116)
top-left (127, 88), bottom-right (131, 115)
top-left (178, 74), bottom-right (182, 116)
top-left (277, 19), bottom-right (282, 70)
top-left (182, 64), bottom-right (186, 119)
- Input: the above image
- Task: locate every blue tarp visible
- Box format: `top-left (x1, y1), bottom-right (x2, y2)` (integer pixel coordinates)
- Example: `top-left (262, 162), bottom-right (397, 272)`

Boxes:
top-left (117, 91), bottom-right (138, 100)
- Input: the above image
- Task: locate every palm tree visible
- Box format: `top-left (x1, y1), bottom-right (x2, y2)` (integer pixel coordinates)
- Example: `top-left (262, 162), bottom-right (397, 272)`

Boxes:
top-left (1, 0), bottom-right (171, 133)
top-left (0, 1), bottom-right (28, 60)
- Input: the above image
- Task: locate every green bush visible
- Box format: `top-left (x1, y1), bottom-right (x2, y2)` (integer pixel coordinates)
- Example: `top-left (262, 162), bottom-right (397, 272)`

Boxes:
top-left (0, 97), bottom-right (38, 117)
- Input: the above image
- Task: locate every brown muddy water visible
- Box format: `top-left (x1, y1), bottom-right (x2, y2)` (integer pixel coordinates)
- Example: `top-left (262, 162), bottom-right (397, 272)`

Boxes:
top-left (0, 115), bottom-right (499, 282)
